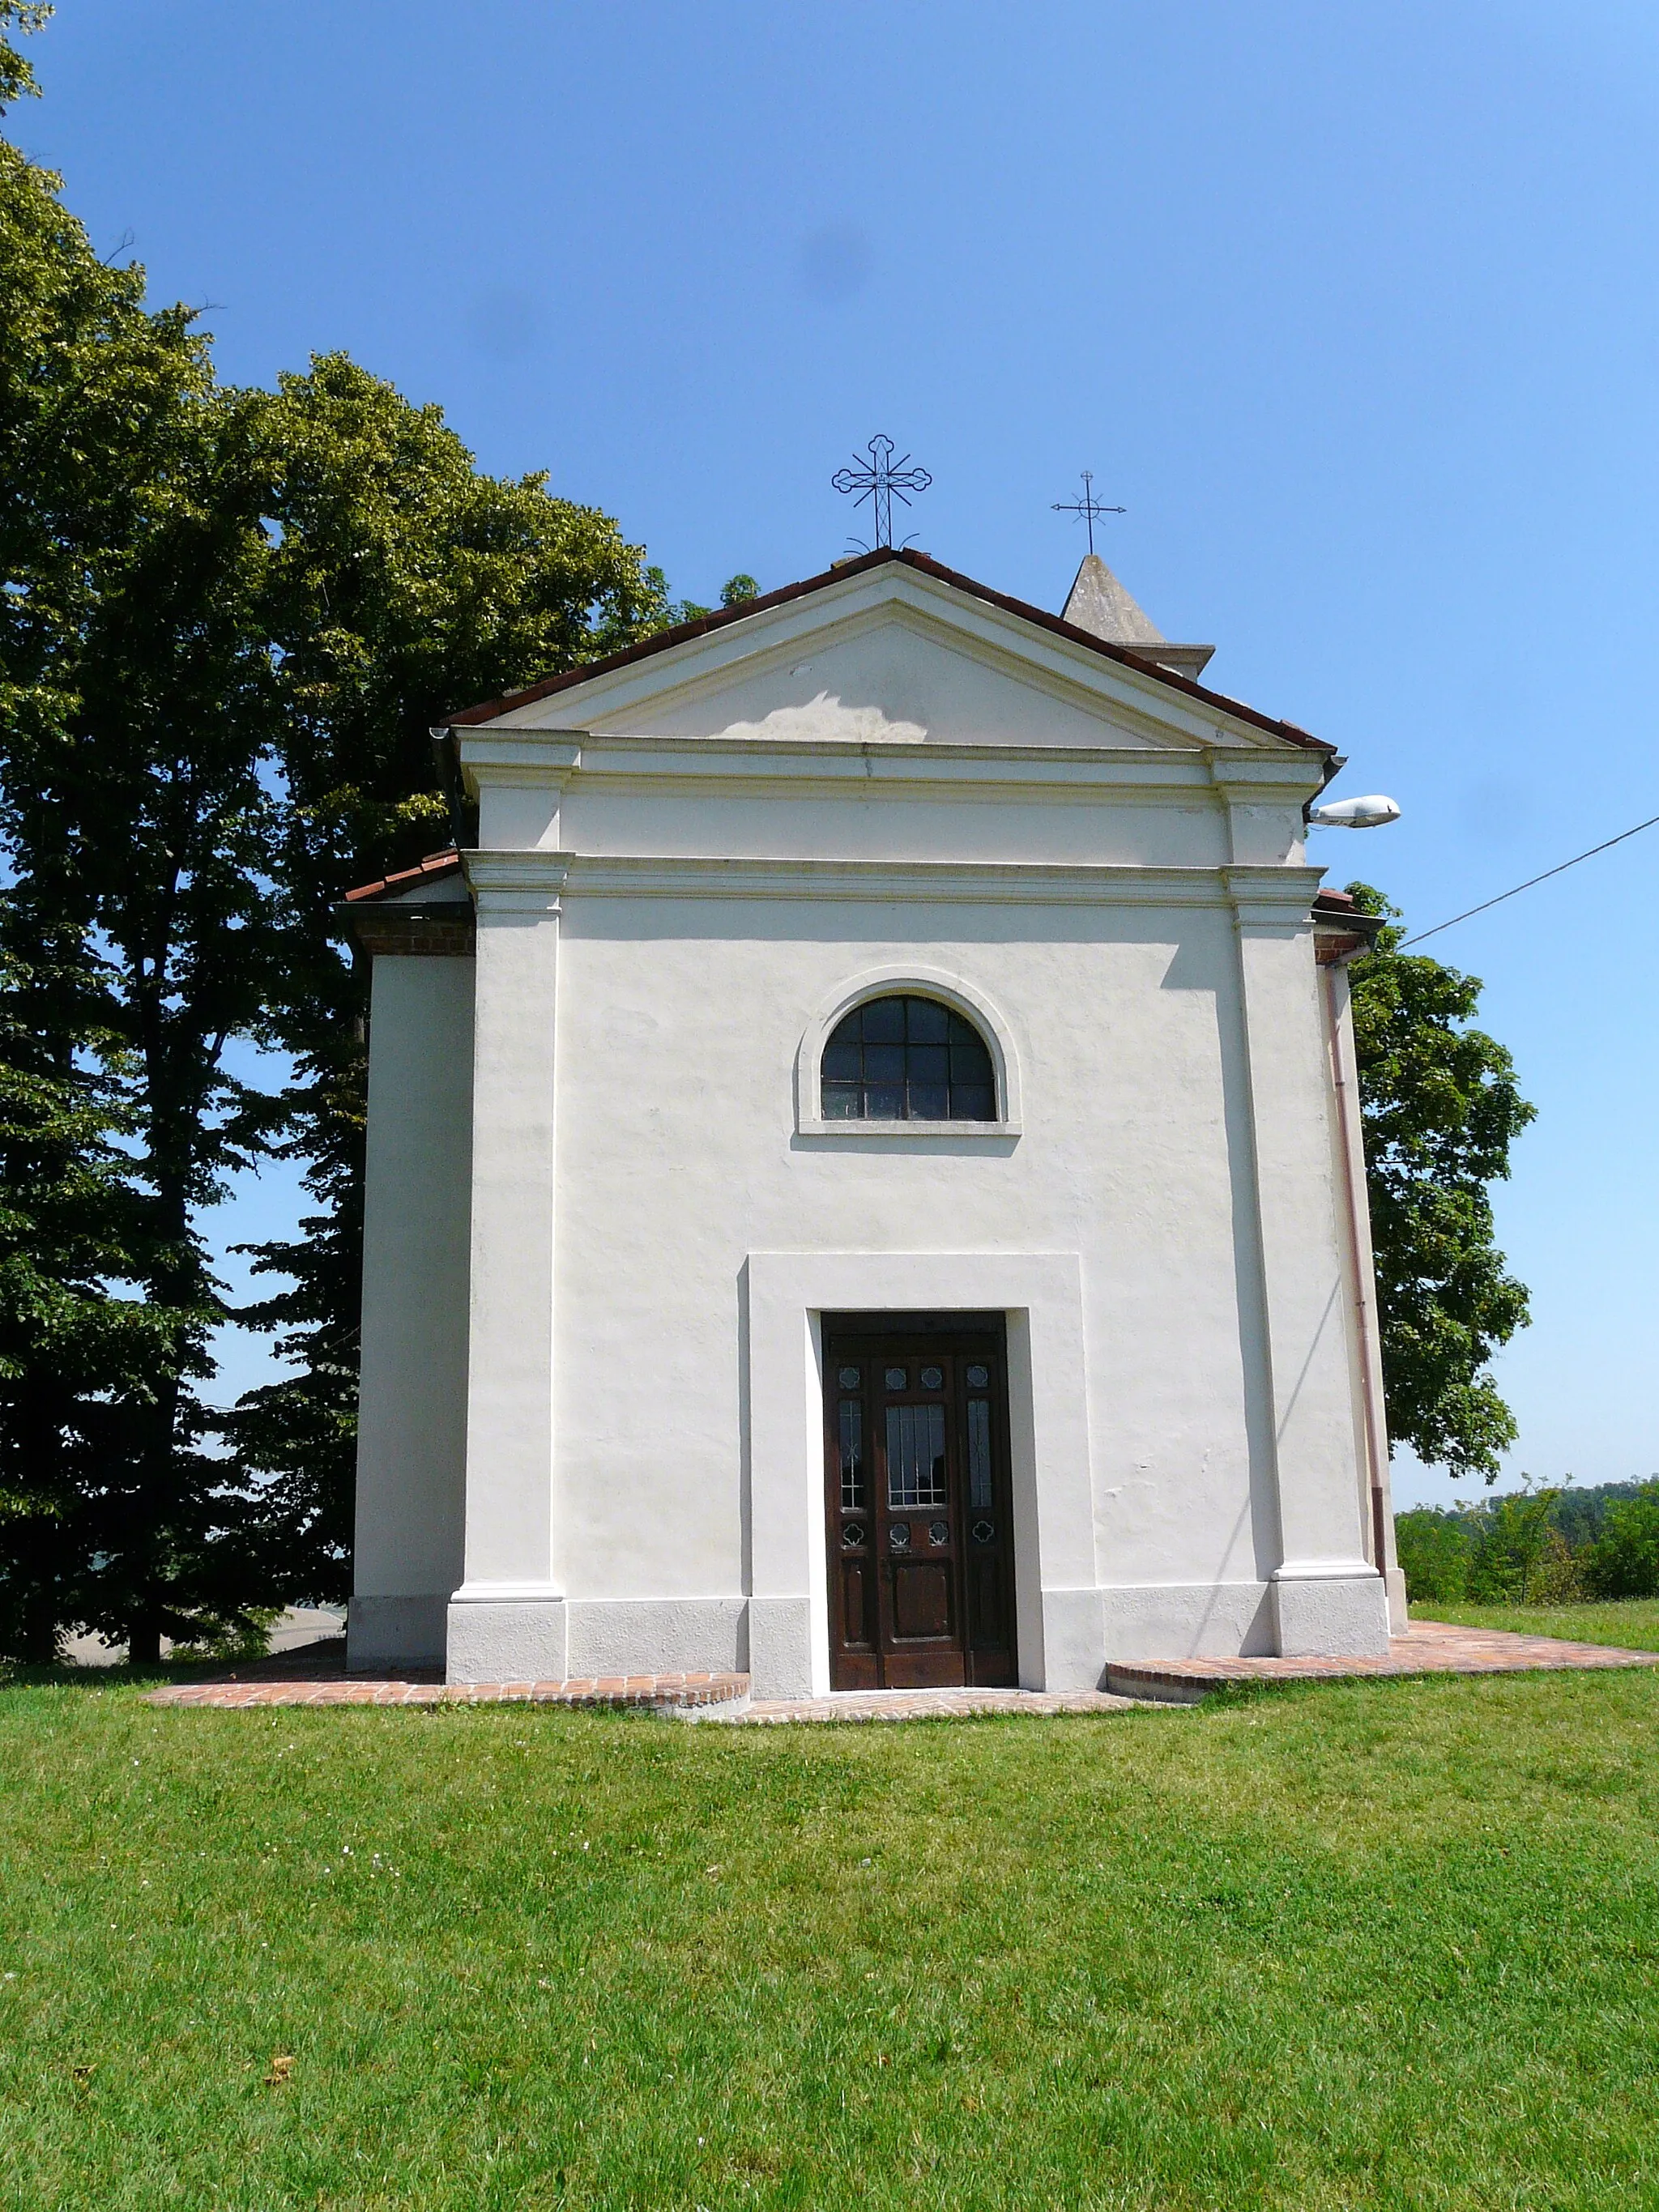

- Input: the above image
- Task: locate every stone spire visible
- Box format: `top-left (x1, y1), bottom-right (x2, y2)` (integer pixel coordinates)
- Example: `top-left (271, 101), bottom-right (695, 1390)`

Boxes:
top-left (1061, 553), bottom-right (1214, 684)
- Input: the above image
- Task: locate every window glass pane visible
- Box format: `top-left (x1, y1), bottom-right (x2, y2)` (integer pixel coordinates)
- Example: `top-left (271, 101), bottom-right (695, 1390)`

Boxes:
top-left (827, 1010), bottom-right (863, 1051)
top-left (907, 1083), bottom-right (950, 1120)
top-left (950, 1085), bottom-right (996, 1123)
top-left (949, 1041), bottom-right (994, 1085)
top-left (907, 1044), bottom-right (949, 1085)
top-left (821, 1081), bottom-right (861, 1119)
top-left (968, 1398), bottom-right (993, 1508)
top-left (947, 1012), bottom-right (981, 1046)
top-left (821, 1043), bottom-right (860, 1080)
top-left (863, 1043), bottom-right (905, 1084)
top-left (906, 998), bottom-right (949, 1042)
top-left (864, 1082), bottom-right (904, 1119)
top-left (860, 998), bottom-right (906, 1042)
top-left (884, 1366), bottom-right (907, 1390)
top-left (887, 1402), bottom-right (948, 1508)
top-left (839, 1399), bottom-right (865, 1511)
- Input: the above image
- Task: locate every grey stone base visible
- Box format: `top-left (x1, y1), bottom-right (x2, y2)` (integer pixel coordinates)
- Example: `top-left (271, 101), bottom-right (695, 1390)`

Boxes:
top-left (446, 1597), bottom-right (569, 1684)
top-left (565, 1598), bottom-right (748, 1680)
top-left (747, 1597), bottom-right (814, 1699)
top-left (1271, 1566), bottom-right (1391, 1656)
top-left (433, 1574), bottom-right (1391, 1693)
top-left (348, 1593), bottom-right (447, 1675)
top-left (1098, 1581), bottom-right (1277, 1666)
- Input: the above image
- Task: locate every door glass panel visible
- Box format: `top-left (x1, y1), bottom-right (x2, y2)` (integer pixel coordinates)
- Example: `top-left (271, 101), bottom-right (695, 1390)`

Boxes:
top-left (967, 1397), bottom-right (993, 1509)
top-left (887, 1403), bottom-right (947, 1507)
top-left (839, 1400), bottom-right (865, 1511)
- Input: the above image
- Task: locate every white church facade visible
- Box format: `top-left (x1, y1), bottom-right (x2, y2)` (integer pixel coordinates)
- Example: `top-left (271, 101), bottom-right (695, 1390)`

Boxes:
top-left (344, 546), bottom-right (1405, 1695)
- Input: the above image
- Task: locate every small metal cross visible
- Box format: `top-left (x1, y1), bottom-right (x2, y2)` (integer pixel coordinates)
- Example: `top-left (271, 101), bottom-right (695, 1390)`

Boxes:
top-left (832, 434), bottom-right (932, 550)
top-left (1051, 469), bottom-right (1125, 556)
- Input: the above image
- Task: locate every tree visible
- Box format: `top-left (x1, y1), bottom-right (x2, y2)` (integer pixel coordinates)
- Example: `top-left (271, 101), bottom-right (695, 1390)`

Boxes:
top-left (0, 926), bottom-right (208, 1660)
top-left (1584, 1481), bottom-right (1659, 1600)
top-left (1, 0), bottom-right (284, 1658)
top-left (1346, 884), bottom-right (1534, 1481)
top-left (220, 356), bottom-right (676, 1603)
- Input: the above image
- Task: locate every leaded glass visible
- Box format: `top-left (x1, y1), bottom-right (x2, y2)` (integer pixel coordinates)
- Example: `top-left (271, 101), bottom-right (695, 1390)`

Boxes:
top-left (819, 995), bottom-right (997, 1122)
top-left (838, 1399), bottom-right (865, 1511)
top-left (886, 1403), bottom-right (947, 1508)
top-left (838, 1365), bottom-right (860, 1389)
top-left (884, 1366), bottom-right (906, 1391)
top-left (967, 1397), bottom-right (993, 1509)
top-left (966, 1363), bottom-right (989, 1388)
top-left (920, 1366), bottom-right (943, 1391)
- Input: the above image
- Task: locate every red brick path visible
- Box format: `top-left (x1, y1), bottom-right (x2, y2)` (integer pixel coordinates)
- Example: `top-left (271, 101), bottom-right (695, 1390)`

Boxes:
top-left (147, 1669), bottom-right (748, 1711)
top-left (141, 1620), bottom-right (1659, 1714)
top-left (1105, 1618), bottom-right (1659, 1700)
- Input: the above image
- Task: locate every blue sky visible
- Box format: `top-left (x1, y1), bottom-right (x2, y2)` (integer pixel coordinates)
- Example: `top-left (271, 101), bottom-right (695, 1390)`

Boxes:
top-left (16, 1), bottom-right (1659, 1507)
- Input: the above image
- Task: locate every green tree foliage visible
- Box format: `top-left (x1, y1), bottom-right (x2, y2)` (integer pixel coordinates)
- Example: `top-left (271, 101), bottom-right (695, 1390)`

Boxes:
top-left (1583, 1481), bottom-right (1659, 1600)
top-left (224, 356), bottom-right (676, 1600)
top-left (0, 5), bottom-right (676, 1654)
top-left (0, 2), bottom-right (279, 1657)
top-left (1395, 1478), bottom-right (1659, 1606)
top-left (0, 931), bottom-right (207, 1660)
top-left (720, 573), bottom-right (759, 607)
top-left (1346, 884), bottom-right (1534, 1481)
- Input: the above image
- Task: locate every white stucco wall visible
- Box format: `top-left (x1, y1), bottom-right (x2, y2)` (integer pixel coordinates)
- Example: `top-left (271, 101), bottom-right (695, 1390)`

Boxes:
top-left (356, 564), bottom-right (1390, 1686)
top-left (349, 955), bottom-right (474, 1671)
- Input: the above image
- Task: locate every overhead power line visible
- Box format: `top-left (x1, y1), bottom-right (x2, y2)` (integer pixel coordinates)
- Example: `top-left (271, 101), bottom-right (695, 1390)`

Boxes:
top-left (1401, 811), bottom-right (1659, 948)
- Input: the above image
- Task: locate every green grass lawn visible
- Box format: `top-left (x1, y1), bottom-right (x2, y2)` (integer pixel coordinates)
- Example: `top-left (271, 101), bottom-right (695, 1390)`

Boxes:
top-left (1411, 1596), bottom-right (1659, 1652)
top-left (4, 1671), bottom-right (1659, 2210)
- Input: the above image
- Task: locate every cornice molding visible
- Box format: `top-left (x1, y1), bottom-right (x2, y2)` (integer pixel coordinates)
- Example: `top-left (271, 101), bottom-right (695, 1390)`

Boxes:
top-left (459, 850), bottom-right (1329, 912)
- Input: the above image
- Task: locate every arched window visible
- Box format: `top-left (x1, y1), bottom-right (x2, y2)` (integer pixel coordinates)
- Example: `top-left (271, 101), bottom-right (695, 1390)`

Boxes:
top-left (821, 995), bottom-right (997, 1122)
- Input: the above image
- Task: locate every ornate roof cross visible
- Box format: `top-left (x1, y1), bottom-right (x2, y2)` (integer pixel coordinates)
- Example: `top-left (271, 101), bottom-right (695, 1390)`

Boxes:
top-left (1051, 469), bottom-right (1125, 556)
top-left (832, 434), bottom-right (932, 550)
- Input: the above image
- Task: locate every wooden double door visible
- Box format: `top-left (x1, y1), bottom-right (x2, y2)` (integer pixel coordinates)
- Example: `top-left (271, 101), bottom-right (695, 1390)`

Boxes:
top-left (823, 1315), bottom-right (1018, 1690)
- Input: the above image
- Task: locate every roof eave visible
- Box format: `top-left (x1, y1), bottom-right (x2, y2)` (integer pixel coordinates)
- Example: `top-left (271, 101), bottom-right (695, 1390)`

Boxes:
top-left (438, 548), bottom-right (1333, 756)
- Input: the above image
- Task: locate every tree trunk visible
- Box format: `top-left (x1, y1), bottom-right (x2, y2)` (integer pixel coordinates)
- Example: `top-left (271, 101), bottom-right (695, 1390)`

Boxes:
top-left (126, 1609), bottom-right (163, 1668)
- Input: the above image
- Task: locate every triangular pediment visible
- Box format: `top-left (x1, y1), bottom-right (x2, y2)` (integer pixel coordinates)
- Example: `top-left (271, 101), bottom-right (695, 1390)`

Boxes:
top-left (474, 556), bottom-right (1319, 759)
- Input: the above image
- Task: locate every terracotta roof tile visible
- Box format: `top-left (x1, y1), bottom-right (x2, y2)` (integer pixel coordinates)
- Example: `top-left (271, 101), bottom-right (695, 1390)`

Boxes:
top-left (343, 850), bottom-right (463, 904)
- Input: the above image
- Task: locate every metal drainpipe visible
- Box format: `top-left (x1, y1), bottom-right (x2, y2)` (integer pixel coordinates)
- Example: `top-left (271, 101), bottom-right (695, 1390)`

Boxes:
top-left (1324, 960), bottom-right (1392, 1575)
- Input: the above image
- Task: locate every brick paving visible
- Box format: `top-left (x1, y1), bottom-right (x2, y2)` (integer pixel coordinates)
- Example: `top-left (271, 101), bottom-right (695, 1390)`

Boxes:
top-left (1105, 1618), bottom-right (1659, 1701)
top-left (141, 1619), bottom-right (1659, 1715)
top-left (714, 1687), bottom-right (1144, 1724)
top-left (146, 1669), bottom-right (749, 1711)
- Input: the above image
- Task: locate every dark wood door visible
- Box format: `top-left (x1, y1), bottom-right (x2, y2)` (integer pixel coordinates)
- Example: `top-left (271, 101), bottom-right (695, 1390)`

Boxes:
top-left (823, 1316), bottom-right (1018, 1690)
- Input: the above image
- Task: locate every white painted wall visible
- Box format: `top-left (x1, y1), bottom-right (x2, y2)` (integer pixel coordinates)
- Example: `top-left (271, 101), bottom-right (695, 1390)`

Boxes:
top-left (353, 565), bottom-right (1391, 1683)
top-left (349, 955), bottom-right (474, 1671)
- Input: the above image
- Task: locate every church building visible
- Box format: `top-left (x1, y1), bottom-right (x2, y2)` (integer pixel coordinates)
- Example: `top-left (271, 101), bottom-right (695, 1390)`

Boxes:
top-left (343, 544), bottom-right (1405, 1695)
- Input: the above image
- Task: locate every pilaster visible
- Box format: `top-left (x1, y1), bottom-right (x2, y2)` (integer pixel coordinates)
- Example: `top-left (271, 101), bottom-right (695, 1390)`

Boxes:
top-left (1226, 867), bottom-right (1389, 1656)
top-left (447, 855), bottom-right (569, 1682)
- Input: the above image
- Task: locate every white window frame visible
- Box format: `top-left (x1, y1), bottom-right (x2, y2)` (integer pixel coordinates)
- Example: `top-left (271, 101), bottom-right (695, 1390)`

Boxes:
top-left (794, 965), bottom-right (1023, 1141)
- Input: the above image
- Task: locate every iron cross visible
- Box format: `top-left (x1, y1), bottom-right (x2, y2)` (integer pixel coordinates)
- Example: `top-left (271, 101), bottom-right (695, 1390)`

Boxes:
top-left (832, 435), bottom-right (932, 550)
top-left (1051, 469), bottom-right (1125, 556)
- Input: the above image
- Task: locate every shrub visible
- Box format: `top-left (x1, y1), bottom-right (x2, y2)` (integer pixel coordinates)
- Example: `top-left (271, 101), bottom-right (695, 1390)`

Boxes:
top-left (1394, 1508), bottom-right (1473, 1605)
top-left (1583, 1481), bottom-right (1659, 1600)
